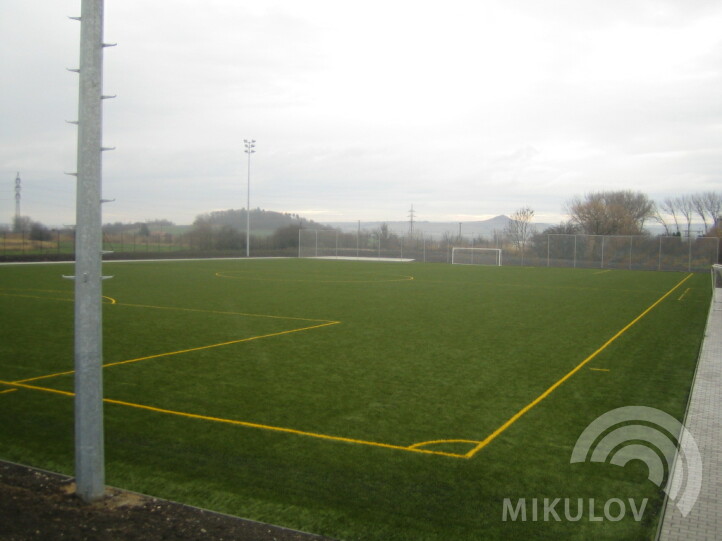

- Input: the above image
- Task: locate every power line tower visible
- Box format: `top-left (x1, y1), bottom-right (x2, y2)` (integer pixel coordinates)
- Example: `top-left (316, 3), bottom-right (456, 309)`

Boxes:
top-left (408, 204), bottom-right (415, 236)
top-left (14, 172), bottom-right (21, 224)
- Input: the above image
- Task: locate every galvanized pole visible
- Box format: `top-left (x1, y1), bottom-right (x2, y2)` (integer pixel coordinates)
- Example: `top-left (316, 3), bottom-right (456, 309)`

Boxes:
top-left (243, 139), bottom-right (255, 257)
top-left (14, 173), bottom-right (21, 224)
top-left (71, 0), bottom-right (110, 502)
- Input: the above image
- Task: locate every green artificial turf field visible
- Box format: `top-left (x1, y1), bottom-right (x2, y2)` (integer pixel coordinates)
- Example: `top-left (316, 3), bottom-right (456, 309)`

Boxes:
top-left (0, 258), bottom-right (712, 540)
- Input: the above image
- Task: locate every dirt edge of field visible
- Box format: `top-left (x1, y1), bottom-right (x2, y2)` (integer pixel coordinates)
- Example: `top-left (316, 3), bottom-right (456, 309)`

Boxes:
top-left (0, 460), bottom-right (336, 540)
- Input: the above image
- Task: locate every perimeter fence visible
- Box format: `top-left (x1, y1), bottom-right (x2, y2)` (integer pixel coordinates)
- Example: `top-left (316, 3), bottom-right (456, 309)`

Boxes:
top-left (0, 230), bottom-right (189, 259)
top-left (298, 229), bottom-right (720, 272)
top-left (3, 227), bottom-right (718, 272)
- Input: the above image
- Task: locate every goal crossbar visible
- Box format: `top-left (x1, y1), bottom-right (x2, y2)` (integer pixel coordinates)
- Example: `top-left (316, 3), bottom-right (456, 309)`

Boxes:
top-left (451, 247), bottom-right (502, 266)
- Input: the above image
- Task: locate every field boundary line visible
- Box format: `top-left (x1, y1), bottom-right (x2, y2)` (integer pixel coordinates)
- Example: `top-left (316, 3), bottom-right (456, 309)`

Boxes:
top-left (15, 321), bottom-right (340, 384)
top-left (101, 398), bottom-right (466, 458)
top-left (0, 378), bottom-right (467, 459)
top-left (465, 272), bottom-right (695, 458)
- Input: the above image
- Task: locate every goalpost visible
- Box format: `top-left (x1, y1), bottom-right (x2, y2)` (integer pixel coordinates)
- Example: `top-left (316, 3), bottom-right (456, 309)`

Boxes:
top-left (711, 264), bottom-right (722, 310)
top-left (451, 247), bottom-right (502, 266)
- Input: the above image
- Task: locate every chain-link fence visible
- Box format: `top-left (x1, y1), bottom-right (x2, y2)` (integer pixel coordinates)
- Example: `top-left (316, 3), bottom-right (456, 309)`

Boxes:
top-left (5, 226), bottom-right (718, 272)
top-left (298, 229), bottom-right (456, 262)
top-left (298, 229), bottom-right (720, 272)
top-left (520, 234), bottom-right (720, 272)
top-left (0, 230), bottom-right (192, 259)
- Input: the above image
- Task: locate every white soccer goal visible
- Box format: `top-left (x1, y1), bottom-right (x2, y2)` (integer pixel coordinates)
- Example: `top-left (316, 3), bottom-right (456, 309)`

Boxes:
top-left (711, 264), bottom-right (722, 310)
top-left (451, 247), bottom-right (502, 266)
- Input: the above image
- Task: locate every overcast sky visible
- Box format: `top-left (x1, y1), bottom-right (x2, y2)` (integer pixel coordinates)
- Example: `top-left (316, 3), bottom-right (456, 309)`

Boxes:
top-left (1, 0), bottom-right (721, 227)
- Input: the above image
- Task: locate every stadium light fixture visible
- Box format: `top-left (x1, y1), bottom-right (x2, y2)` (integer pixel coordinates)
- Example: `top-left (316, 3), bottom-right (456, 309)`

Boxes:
top-left (244, 139), bottom-right (256, 257)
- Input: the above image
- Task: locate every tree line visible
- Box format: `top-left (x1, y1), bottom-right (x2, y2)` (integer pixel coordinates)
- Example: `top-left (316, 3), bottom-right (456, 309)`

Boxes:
top-left (504, 190), bottom-right (722, 261)
top-left (184, 208), bottom-right (330, 251)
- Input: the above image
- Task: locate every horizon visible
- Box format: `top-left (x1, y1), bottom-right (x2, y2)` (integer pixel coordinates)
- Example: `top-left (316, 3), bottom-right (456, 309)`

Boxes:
top-left (2, 1), bottom-right (721, 228)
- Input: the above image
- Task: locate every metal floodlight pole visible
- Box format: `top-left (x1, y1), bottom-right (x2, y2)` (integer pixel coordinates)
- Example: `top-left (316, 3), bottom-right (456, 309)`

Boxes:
top-left (14, 173), bottom-right (21, 224)
top-left (243, 139), bottom-right (256, 257)
top-left (69, 0), bottom-right (115, 502)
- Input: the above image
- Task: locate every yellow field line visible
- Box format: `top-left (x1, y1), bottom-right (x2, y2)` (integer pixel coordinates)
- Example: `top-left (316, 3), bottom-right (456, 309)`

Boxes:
top-left (102, 322), bottom-right (341, 370)
top-left (215, 271), bottom-right (415, 284)
top-left (0, 292), bottom-right (73, 303)
top-left (0, 388), bottom-right (18, 395)
top-left (2, 273), bottom-right (695, 460)
top-left (114, 301), bottom-right (337, 323)
top-left (0, 379), bottom-right (74, 398)
top-left (407, 439), bottom-right (482, 450)
top-left (0, 378), bottom-right (465, 459)
top-left (15, 321), bottom-right (341, 384)
top-left (678, 288), bottom-right (691, 301)
top-left (589, 368), bottom-right (610, 372)
top-left (0, 288), bottom-right (332, 323)
top-left (101, 398), bottom-right (465, 458)
top-left (593, 270), bottom-right (612, 275)
top-left (0, 291), bottom-right (116, 305)
top-left (464, 272), bottom-right (694, 459)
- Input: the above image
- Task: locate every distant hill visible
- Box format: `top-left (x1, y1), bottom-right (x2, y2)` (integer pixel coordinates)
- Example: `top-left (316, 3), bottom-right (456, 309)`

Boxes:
top-left (194, 208), bottom-right (329, 233)
top-left (325, 215), bottom-right (554, 239)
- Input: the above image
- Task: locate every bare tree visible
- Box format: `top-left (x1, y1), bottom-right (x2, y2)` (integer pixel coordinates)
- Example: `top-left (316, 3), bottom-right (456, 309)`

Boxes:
top-left (653, 206), bottom-right (673, 236)
top-left (567, 190), bottom-right (655, 235)
top-left (505, 207), bottom-right (536, 264)
top-left (659, 198), bottom-right (681, 235)
top-left (659, 192), bottom-right (721, 237)
top-left (692, 194), bottom-right (710, 232)
top-left (676, 195), bottom-right (695, 238)
top-left (703, 192), bottom-right (722, 231)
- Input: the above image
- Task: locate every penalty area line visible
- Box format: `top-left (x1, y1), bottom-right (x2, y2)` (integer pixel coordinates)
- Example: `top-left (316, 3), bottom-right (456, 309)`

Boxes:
top-left (14, 321), bottom-right (341, 385)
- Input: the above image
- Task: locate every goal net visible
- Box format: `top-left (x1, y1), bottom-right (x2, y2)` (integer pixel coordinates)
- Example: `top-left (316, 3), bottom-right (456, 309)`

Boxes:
top-left (451, 247), bottom-right (502, 266)
top-left (712, 264), bottom-right (722, 310)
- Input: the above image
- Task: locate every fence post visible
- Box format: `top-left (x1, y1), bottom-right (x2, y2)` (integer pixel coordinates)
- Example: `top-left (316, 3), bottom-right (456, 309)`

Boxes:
top-left (573, 235), bottom-right (577, 268)
top-left (629, 236), bottom-right (633, 270)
